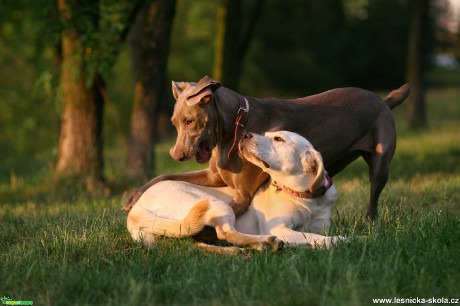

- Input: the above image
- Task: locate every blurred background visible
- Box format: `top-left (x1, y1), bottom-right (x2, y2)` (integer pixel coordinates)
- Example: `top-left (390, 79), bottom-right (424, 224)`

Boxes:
top-left (1, 0), bottom-right (459, 195)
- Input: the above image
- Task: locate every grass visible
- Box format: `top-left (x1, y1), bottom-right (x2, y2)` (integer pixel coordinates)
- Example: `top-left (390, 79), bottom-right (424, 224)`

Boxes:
top-left (1, 86), bottom-right (460, 305)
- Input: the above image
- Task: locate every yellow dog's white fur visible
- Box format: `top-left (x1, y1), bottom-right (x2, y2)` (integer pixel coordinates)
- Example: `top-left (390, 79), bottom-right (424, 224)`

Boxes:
top-left (127, 131), bottom-right (342, 250)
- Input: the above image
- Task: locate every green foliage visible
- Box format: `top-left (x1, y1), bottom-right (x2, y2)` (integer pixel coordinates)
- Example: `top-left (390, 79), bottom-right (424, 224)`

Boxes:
top-left (168, 0), bottom-right (421, 95)
top-left (241, 0), bottom-right (414, 96)
top-left (59, 0), bottom-right (141, 86)
top-left (0, 0), bottom-right (140, 89)
top-left (0, 0), bottom-right (141, 180)
top-left (168, 0), bottom-right (218, 81)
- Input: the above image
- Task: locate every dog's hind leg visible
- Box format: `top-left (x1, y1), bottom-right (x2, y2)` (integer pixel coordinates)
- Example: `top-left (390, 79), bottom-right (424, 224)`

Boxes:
top-left (363, 113), bottom-right (397, 220)
top-left (195, 243), bottom-right (251, 255)
top-left (209, 216), bottom-right (284, 251)
top-left (127, 200), bottom-right (210, 246)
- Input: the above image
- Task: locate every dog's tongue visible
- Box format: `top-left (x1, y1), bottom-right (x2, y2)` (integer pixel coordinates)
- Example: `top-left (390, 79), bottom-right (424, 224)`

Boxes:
top-left (195, 144), bottom-right (212, 164)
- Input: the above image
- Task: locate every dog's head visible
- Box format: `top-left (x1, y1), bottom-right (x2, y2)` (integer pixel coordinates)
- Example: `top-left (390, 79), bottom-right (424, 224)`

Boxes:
top-left (169, 76), bottom-right (221, 163)
top-left (239, 131), bottom-right (326, 194)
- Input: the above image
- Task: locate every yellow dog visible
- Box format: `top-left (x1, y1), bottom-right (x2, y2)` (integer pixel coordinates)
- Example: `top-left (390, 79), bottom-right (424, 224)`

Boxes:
top-left (127, 131), bottom-right (343, 250)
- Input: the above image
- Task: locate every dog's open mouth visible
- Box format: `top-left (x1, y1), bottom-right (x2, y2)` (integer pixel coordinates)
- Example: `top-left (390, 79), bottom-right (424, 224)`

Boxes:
top-left (251, 154), bottom-right (270, 169)
top-left (195, 142), bottom-right (212, 164)
top-left (259, 158), bottom-right (270, 169)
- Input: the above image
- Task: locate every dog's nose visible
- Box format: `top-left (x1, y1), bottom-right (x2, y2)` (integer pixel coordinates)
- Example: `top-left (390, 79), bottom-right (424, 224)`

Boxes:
top-left (169, 146), bottom-right (188, 161)
top-left (242, 133), bottom-right (253, 139)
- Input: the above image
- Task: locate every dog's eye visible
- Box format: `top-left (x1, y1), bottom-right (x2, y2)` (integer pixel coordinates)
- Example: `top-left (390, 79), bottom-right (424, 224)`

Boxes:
top-left (274, 136), bottom-right (285, 142)
top-left (185, 119), bottom-right (194, 126)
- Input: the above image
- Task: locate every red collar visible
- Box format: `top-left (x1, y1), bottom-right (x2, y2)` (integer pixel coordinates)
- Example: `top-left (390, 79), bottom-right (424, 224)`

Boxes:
top-left (227, 96), bottom-right (249, 160)
top-left (272, 173), bottom-right (333, 199)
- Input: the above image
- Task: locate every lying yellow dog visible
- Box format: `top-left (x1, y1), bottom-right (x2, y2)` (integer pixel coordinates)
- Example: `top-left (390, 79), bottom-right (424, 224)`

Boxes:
top-left (127, 131), bottom-right (344, 250)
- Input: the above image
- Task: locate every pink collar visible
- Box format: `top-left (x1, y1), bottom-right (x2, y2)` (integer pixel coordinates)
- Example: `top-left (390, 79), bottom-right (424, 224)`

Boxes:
top-left (272, 173), bottom-right (333, 199)
top-left (226, 97), bottom-right (249, 160)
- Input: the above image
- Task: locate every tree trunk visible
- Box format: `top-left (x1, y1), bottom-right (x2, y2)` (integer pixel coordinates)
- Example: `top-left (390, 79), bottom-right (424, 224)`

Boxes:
top-left (407, 0), bottom-right (429, 128)
top-left (454, 23), bottom-right (460, 62)
top-left (214, 0), bottom-right (265, 90)
top-left (127, 0), bottom-right (176, 179)
top-left (55, 0), bottom-right (105, 192)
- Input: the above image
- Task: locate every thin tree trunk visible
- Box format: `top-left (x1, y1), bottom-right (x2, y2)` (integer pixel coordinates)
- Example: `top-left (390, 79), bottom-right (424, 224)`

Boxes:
top-left (218, 0), bottom-right (241, 90)
top-left (407, 0), bottom-right (429, 128)
top-left (214, 0), bottom-right (265, 90)
top-left (455, 23), bottom-right (460, 67)
top-left (213, 3), bottom-right (226, 82)
top-left (127, 0), bottom-right (176, 179)
top-left (56, 0), bottom-right (105, 192)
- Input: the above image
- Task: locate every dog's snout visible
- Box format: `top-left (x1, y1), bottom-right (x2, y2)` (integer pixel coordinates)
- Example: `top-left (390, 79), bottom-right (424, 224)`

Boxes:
top-left (169, 146), bottom-right (188, 162)
top-left (243, 133), bottom-right (253, 140)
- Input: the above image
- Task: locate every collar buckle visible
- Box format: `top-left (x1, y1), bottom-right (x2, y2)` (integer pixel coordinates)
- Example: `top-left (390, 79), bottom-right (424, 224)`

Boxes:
top-left (226, 97), bottom-right (250, 160)
top-left (237, 98), bottom-right (249, 115)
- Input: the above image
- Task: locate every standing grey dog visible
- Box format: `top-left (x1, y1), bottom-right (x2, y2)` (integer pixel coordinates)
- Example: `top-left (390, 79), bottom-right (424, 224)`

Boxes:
top-left (123, 76), bottom-right (409, 220)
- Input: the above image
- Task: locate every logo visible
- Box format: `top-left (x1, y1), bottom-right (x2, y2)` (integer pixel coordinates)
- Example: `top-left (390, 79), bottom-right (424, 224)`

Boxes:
top-left (1, 297), bottom-right (33, 305)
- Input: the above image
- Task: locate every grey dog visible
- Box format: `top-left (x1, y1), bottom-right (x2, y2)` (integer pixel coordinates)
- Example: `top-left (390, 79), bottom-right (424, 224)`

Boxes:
top-left (123, 76), bottom-right (409, 220)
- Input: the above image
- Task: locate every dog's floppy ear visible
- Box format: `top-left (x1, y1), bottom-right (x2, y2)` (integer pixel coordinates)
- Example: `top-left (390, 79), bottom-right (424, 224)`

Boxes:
top-left (172, 81), bottom-right (189, 100)
top-left (185, 76), bottom-right (221, 106)
top-left (302, 147), bottom-right (326, 194)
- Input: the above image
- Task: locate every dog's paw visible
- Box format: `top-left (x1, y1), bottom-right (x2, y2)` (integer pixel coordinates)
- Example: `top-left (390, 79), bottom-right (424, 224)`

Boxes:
top-left (252, 236), bottom-right (284, 251)
top-left (122, 189), bottom-right (144, 212)
top-left (320, 235), bottom-right (347, 248)
top-left (268, 236), bottom-right (285, 251)
top-left (331, 235), bottom-right (347, 244)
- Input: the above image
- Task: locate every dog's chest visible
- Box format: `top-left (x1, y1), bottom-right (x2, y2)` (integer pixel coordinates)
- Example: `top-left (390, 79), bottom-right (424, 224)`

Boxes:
top-left (271, 191), bottom-right (330, 230)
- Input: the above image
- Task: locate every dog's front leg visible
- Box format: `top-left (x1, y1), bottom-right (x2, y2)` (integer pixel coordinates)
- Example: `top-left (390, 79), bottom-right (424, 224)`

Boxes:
top-left (123, 167), bottom-right (226, 212)
top-left (223, 164), bottom-right (269, 217)
top-left (230, 192), bottom-right (252, 217)
top-left (269, 225), bottom-right (342, 249)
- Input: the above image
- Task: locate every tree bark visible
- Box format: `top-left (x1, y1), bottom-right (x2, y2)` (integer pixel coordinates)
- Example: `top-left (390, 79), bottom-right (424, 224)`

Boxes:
top-left (127, 0), bottom-right (176, 179)
top-left (213, 0), bottom-right (265, 90)
top-left (55, 0), bottom-right (105, 191)
top-left (407, 0), bottom-right (429, 128)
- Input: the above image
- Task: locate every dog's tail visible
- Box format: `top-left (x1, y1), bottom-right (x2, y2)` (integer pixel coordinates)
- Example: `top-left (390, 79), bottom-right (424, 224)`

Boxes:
top-left (384, 83), bottom-right (410, 109)
top-left (130, 199), bottom-right (209, 243)
top-left (151, 199), bottom-right (209, 237)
